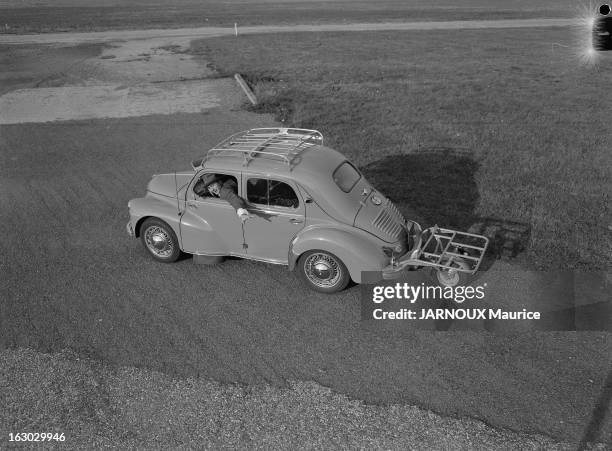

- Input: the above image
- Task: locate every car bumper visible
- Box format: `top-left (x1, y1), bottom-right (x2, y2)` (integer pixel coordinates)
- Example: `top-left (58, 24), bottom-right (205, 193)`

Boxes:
top-left (381, 259), bottom-right (420, 280)
top-left (364, 259), bottom-right (417, 283)
top-left (381, 264), bottom-right (407, 280)
top-left (126, 221), bottom-right (135, 237)
top-left (380, 224), bottom-right (423, 279)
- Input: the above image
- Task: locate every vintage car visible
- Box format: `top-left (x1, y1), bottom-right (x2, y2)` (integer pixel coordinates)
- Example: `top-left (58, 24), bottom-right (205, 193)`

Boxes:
top-left (126, 128), bottom-right (488, 293)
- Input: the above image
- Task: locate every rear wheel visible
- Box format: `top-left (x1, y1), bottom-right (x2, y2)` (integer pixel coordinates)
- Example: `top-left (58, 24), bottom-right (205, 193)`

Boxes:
top-left (298, 250), bottom-right (350, 293)
top-left (140, 218), bottom-right (181, 263)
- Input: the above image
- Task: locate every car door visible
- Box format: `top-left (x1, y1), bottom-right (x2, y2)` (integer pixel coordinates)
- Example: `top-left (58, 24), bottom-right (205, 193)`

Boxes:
top-left (242, 175), bottom-right (305, 263)
top-left (179, 171), bottom-right (246, 256)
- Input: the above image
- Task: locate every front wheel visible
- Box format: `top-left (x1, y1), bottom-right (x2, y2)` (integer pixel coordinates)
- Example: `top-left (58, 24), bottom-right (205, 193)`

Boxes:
top-left (140, 218), bottom-right (181, 263)
top-left (298, 250), bottom-right (350, 293)
top-left (431, 257), bottom-right (470, 288)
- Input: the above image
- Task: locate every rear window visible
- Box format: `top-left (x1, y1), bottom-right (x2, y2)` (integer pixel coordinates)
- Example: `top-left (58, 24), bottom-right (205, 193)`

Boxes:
top-left (333, 161), bottom-right (361, 193)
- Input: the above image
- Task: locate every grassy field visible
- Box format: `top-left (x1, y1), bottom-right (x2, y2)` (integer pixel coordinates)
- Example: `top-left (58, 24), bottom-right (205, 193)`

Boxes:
top-left (3, 109), bottom-right (610, 444)
top-left (1, 103), bottom-right (610, 444)
top-left (193, 26), bottom-right (612, 270)
top-left (0, 0), bottom-right (578, 34)
top-left (0, 348), bottom-right (578, 449)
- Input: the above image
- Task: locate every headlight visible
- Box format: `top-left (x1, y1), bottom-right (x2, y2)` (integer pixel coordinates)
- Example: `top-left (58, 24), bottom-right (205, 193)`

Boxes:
top-left (371, 195), bottom-right (382, 206)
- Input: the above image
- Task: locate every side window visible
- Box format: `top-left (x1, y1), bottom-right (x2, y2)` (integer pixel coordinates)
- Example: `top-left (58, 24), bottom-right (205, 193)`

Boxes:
top-left (247, 178), bottom-right (299, 209)
top-left (246, 178), bottom-right (268, 205)
top-left (269, 180), bottom-right (299, 208)
top-left (194, 173), bottom-right (238, 198)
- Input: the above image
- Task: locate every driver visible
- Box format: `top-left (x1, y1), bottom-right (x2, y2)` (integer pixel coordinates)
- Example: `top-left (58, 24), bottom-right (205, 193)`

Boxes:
top-left (196, 174), bottom-right (250, 222)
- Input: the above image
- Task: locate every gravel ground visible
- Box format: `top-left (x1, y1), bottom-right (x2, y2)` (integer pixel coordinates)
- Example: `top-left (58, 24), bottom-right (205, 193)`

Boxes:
top-left (0, 348), bottom-right (589, 450)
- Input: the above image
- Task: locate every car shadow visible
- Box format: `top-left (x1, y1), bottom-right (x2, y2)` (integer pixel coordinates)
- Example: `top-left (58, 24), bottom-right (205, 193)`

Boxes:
top-left (360, 149), bottom-right (531, 267)
top-left (360, 148), bottom-right (480, 230)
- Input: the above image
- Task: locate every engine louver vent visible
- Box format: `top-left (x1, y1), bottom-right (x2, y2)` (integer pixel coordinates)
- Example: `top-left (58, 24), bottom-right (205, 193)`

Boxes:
top-left (372, 201), bottom-right (405, 240)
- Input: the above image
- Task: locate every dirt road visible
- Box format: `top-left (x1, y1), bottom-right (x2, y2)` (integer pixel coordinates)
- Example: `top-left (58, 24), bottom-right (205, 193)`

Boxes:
top-left (0, 18), bottom-right (576, 45)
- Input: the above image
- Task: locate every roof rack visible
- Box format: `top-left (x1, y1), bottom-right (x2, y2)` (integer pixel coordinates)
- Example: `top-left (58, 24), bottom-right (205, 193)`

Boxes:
top-left (203, 128), bottom-right (324, 168)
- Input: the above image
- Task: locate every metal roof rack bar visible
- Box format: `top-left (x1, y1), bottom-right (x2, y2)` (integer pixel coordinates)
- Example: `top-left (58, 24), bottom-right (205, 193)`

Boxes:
top-left (204, 128), bottom-right (324, 167)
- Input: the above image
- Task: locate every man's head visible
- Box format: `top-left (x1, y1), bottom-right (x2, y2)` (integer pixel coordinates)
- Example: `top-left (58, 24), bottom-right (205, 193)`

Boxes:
top-left (207, 181), bottom-right (221, 197)
top-left (200, 173), bottom-right (221, 197)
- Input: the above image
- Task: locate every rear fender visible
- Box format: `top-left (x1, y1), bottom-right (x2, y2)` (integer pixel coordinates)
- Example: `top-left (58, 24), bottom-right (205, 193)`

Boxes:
top-left (289, 226), bottom-right (388, 283)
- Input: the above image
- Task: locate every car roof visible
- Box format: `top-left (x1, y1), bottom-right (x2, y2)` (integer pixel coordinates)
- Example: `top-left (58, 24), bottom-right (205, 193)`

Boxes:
top-left (200, 128), bottom-right (348, 188)
top-left (198, 128), bottom-right (365, 225)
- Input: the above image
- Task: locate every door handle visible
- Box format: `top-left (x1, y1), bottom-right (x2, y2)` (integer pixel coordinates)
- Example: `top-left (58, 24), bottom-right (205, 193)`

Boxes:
top-left (289, 218), bottom-right (303, 224)
top-left (187, 201), bottom-right (198, 209)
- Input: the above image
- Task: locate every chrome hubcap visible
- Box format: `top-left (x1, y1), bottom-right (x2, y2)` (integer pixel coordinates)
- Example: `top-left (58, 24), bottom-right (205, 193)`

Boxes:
top-left (144, 226), bottom-right (174, 258)
top-left (304, 253), bottom-right (341, 288)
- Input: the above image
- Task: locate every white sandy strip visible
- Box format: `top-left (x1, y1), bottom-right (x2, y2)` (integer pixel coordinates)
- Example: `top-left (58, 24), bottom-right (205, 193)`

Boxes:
top-left (0, 19), bottom-right (577, 45)
top-left (0, 81), bottom-right (222, 124)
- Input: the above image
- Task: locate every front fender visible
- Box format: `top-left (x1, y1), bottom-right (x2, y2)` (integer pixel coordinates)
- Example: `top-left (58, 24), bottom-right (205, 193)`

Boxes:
top-left (289, 226), bottom-right (389, 283)
top-left (128, 195), bottom-right (182, 243)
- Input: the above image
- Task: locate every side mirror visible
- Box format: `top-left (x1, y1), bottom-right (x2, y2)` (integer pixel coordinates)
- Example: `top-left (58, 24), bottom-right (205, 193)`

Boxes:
top-left (191, 158), bottom-right (203, 171)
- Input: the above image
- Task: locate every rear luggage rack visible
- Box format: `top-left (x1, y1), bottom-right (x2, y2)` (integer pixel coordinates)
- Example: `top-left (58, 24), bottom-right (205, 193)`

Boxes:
top-left (203, 128), bottom-right (323, 168)
top-left (419, 226), bottom-right (489, 273)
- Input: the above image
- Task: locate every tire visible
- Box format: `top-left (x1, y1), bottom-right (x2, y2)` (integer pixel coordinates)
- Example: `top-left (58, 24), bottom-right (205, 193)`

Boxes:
top-left (297, 250), bottom-right (350, 293)
top-left (140, 218), bottom-right (181, 263)
top-left (430, 256), bottom-right (470, 288)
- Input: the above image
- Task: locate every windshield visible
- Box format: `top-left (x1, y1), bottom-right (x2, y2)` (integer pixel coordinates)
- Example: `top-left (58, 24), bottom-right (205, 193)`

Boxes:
top-left (333, 161), bottom-right (361, 193)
